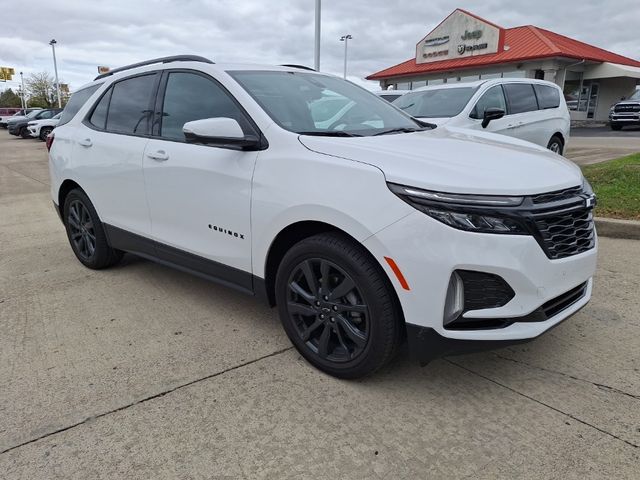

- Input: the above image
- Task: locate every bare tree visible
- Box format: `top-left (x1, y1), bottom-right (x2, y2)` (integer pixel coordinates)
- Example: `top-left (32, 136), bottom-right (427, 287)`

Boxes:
top-left (25, 72), bottom-right (62, 108)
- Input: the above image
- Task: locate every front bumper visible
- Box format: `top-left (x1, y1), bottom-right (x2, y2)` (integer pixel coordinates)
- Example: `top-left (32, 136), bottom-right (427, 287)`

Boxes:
top-left (7, 124), bottom-right (22, 135)
top-left (610, 113), bottom-right (640, 124)
top-left (27, 126), bottom-right (39, 137)
top-left (363, 211), bottom-right (597, 357)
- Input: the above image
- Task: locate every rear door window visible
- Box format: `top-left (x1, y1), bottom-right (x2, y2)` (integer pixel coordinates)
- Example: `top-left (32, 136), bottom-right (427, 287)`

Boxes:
top-left (106, 74), bottom-right (157, 135)
top-left (503, 84), bottom-right (539, 114)
top-left (533, 84), bottom-right (561, 109)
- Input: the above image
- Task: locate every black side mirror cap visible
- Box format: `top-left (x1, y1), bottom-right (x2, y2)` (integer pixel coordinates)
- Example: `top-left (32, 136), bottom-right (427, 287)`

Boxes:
top-left (482, 107), bottom-right (505, 128)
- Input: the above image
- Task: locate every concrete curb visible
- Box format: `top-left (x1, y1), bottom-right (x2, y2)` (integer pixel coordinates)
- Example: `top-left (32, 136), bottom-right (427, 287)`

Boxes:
top-left (595, 217), bottom-right (640, 240)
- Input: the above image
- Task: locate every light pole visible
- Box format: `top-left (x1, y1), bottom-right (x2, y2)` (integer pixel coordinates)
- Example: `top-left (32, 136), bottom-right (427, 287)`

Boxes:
top-left (20, 71), bottom-right (27, 109)
top-left (340, 34), bottom-right (352, 79)
top-left (314, 0), bottom-right (321, 71)
top-left (49, 39), bottom-right (62, 107)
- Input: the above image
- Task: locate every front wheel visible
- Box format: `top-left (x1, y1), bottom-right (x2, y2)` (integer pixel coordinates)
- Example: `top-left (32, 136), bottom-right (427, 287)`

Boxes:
top-left (39, 126), bottom-right (53, 141)
top-left (610, 123), bottom-right (623, 131)
top-left (275, 232), bottom-right (403, 379)
top-left (63, 189), bottom-right (123, 269)
top-left (547, 135), bottom-right (564, 155)
top-left (20, 127), bottom-right (31, 139)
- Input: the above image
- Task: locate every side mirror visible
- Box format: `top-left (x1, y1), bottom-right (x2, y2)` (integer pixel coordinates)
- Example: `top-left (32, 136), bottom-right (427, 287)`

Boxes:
top-left (182, 117), bottom-right (261, 150)
top-left (482, 107), bottom-right (505, 128)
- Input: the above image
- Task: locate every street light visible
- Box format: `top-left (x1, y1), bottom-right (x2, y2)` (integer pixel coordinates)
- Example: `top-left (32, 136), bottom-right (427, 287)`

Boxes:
top-left (340, 34), bottom-right (352, 79)
top-left (19, 71), bottom-right (27, 109)
top-left (314, 0), bottom-right (321, 71)
top-left (49, 39), bottom-right (62, 108)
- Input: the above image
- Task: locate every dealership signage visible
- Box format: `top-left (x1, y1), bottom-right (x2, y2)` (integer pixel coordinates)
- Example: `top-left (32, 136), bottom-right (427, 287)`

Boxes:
top-left (0, 67), bottom-right (15, 81)
top-left (416, 10), bottom-right (502, 64)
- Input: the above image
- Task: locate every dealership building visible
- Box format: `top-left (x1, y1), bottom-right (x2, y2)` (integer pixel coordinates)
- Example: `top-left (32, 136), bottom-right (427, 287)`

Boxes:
top-left (367, 9), bottom-right (640, 122)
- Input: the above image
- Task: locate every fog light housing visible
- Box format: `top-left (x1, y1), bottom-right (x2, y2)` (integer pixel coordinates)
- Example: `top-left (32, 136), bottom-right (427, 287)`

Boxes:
top-left (443, 272), bottom-right (464, 326)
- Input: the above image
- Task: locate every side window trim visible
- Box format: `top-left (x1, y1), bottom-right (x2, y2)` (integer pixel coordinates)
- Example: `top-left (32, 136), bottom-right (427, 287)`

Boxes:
top-left (82, 71), bottom-right (161, 138)
top-left (152, 68), bottom-right (264, 146)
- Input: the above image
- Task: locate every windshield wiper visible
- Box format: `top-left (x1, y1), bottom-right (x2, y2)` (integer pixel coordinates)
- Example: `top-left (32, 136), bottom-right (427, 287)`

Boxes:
top-left (297, 131), bottom-right (363, 137)
top-left (373, 127), bottom-right (429, 136)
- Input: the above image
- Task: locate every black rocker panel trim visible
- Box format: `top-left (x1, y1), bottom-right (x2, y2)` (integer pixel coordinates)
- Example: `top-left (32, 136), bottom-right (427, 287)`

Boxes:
top-left (104, 224), bottom-right (255, 295)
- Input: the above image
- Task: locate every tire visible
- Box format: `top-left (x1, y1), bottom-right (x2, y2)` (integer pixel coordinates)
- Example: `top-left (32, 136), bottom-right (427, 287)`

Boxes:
top-left (610, 123), bottom-right (623, 131)
top-left (547, 135), bottom-right (564, 155)
top-left (20, 127), bottom-right (30, 139)
top-left (275, 232), bottom-right (403, 379)
top-left (39, 126), bottom-right (53, 141)
top-left (63, 189), bottom-right (123, 269)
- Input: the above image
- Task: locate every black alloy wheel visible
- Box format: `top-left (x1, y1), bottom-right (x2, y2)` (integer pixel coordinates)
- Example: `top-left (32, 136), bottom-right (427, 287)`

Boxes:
top-left (67, 199), bottom-right (96, 261)
top-left (39, 126), bottom-right (53, 141)
top-left (20, 127), bottom-right (31, 139)
top-left (547, 135), bottom-right (564, 155)
top-left (275, 233), bottom-right (403, 378)
top-left (63, 189), bottom-right (123, 269)
top-left (287, 258), bottom-right (369, 363)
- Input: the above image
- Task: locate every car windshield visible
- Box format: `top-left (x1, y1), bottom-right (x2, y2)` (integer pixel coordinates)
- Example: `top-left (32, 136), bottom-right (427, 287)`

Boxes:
top-left (394, 87), bottom-right (478, 118)
top-left (230, 70), bottom-right (424, 136)
top-left (627, 89), bottom-right (640, 101)
top-left (25, 110), bottom-right (41, 119)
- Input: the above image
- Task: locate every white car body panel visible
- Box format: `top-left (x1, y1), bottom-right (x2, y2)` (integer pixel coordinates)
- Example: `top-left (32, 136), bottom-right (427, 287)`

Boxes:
top-left (49, 61), bottom-right (596, 353)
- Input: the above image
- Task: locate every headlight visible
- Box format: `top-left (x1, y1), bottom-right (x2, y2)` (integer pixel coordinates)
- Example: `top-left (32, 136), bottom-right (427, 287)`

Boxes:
top-left (388, 183), bottom-right (528, 234)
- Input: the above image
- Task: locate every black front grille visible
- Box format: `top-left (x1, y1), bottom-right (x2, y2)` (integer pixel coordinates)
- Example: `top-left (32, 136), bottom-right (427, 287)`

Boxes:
top-left (614, 103), bottom-right (640, 113)
top-left (534, 208), bottom-right (595, 259)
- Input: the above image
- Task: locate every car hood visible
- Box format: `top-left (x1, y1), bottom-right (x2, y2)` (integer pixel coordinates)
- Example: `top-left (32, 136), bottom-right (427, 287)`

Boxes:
top-left (7, 116), bottom-right (27, 124)
top-left (298, 126), bottom-right (583, 195)
top-left (415, 116), bottom-right (452, 126)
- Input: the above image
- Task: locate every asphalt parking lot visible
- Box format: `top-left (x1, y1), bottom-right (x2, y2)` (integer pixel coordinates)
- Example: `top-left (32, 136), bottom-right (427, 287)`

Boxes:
top-left (566, 127), bottom-right (640, 165)
top-left (1, 131), bottom-right (639, 479)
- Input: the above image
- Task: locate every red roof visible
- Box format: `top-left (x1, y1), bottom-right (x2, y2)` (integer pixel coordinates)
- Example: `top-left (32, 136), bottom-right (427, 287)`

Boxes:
top-left (367, 24), bottom-right (640, 80)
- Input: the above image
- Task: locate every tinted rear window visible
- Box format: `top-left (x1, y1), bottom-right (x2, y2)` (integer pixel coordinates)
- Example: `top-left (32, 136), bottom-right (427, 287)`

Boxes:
top-left (533, 84), bottom-right (561, 109)
top-left (57, 84), bottom-right (101, 126)
top-left (504, 84), bottom-right (539, 114)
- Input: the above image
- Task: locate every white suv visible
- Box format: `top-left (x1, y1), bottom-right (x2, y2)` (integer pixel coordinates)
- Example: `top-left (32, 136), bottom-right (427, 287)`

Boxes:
top-left (393, 79), bottom-right (571, 154)
top-left (49, 56), bottom-right (597, 378)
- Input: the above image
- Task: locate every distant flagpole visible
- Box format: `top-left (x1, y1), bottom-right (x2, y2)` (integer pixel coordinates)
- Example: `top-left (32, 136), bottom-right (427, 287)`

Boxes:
top-left (314, 0), bottom-right (321, 71)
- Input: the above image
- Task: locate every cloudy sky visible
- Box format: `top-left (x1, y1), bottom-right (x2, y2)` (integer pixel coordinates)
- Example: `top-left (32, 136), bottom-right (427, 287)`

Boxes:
top-left (1, 0), bottom-right (638, 92)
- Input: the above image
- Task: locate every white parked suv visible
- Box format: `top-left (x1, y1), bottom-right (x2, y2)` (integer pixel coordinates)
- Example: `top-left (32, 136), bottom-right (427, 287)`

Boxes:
top-left (28, 112), bottom-right (62, 140)
top-left (393, 79), bottom-right (571, 154)
top-left (48, 56), bottom-right (597, 378)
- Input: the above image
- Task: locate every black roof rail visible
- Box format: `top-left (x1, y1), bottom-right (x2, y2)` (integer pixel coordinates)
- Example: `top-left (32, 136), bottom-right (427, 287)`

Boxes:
top-left (280, 64), bottom-right (316, 71)
top-left (94, 55), bottom-right (214, 80)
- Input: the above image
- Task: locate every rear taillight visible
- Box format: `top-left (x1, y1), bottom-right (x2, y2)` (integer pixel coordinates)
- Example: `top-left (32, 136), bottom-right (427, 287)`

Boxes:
top-left (46, 132), bottom-right (55, 151)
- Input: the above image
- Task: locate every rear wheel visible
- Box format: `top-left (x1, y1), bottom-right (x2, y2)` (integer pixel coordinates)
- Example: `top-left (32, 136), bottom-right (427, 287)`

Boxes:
top-left (63, 189), bottom-right (123, 269)
top-left (39, 126), bottom-right (53, 141)
top-left (610, 123), bottom-right (623, 131)
top-left (547, 135), bottom-right (564, 155)
top-left (275, 232), bottom-right (403, 378)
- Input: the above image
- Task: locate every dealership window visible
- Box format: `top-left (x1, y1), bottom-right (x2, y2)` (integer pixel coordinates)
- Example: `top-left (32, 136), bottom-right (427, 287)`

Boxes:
top-left (502, 70), bottom-right (527, 79)
top-left (396, 82), bottom-right (411, 90)
top-left (563, 71), bottom-right (583, 111)
top-left (459, 75), bottom-right (480, 83)
top-left (411, 80), bottom-right (427, 89)
top-left (429, 78), bottom-right (445, 85)
top-left (480, 72), bottom-right (501, 79)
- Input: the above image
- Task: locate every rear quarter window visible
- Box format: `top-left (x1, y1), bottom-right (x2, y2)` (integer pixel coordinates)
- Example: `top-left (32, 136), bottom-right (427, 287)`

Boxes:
top-left (57, 84), bottom-right (102, 126)
top-left (533, 84), bottom-right (561, 109)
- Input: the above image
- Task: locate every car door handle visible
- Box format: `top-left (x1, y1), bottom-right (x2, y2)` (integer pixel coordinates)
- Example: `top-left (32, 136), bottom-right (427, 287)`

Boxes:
top-left (78, 138), bottom-right (92, 147)
top-left (146, 150), bottom-right (169, 161)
